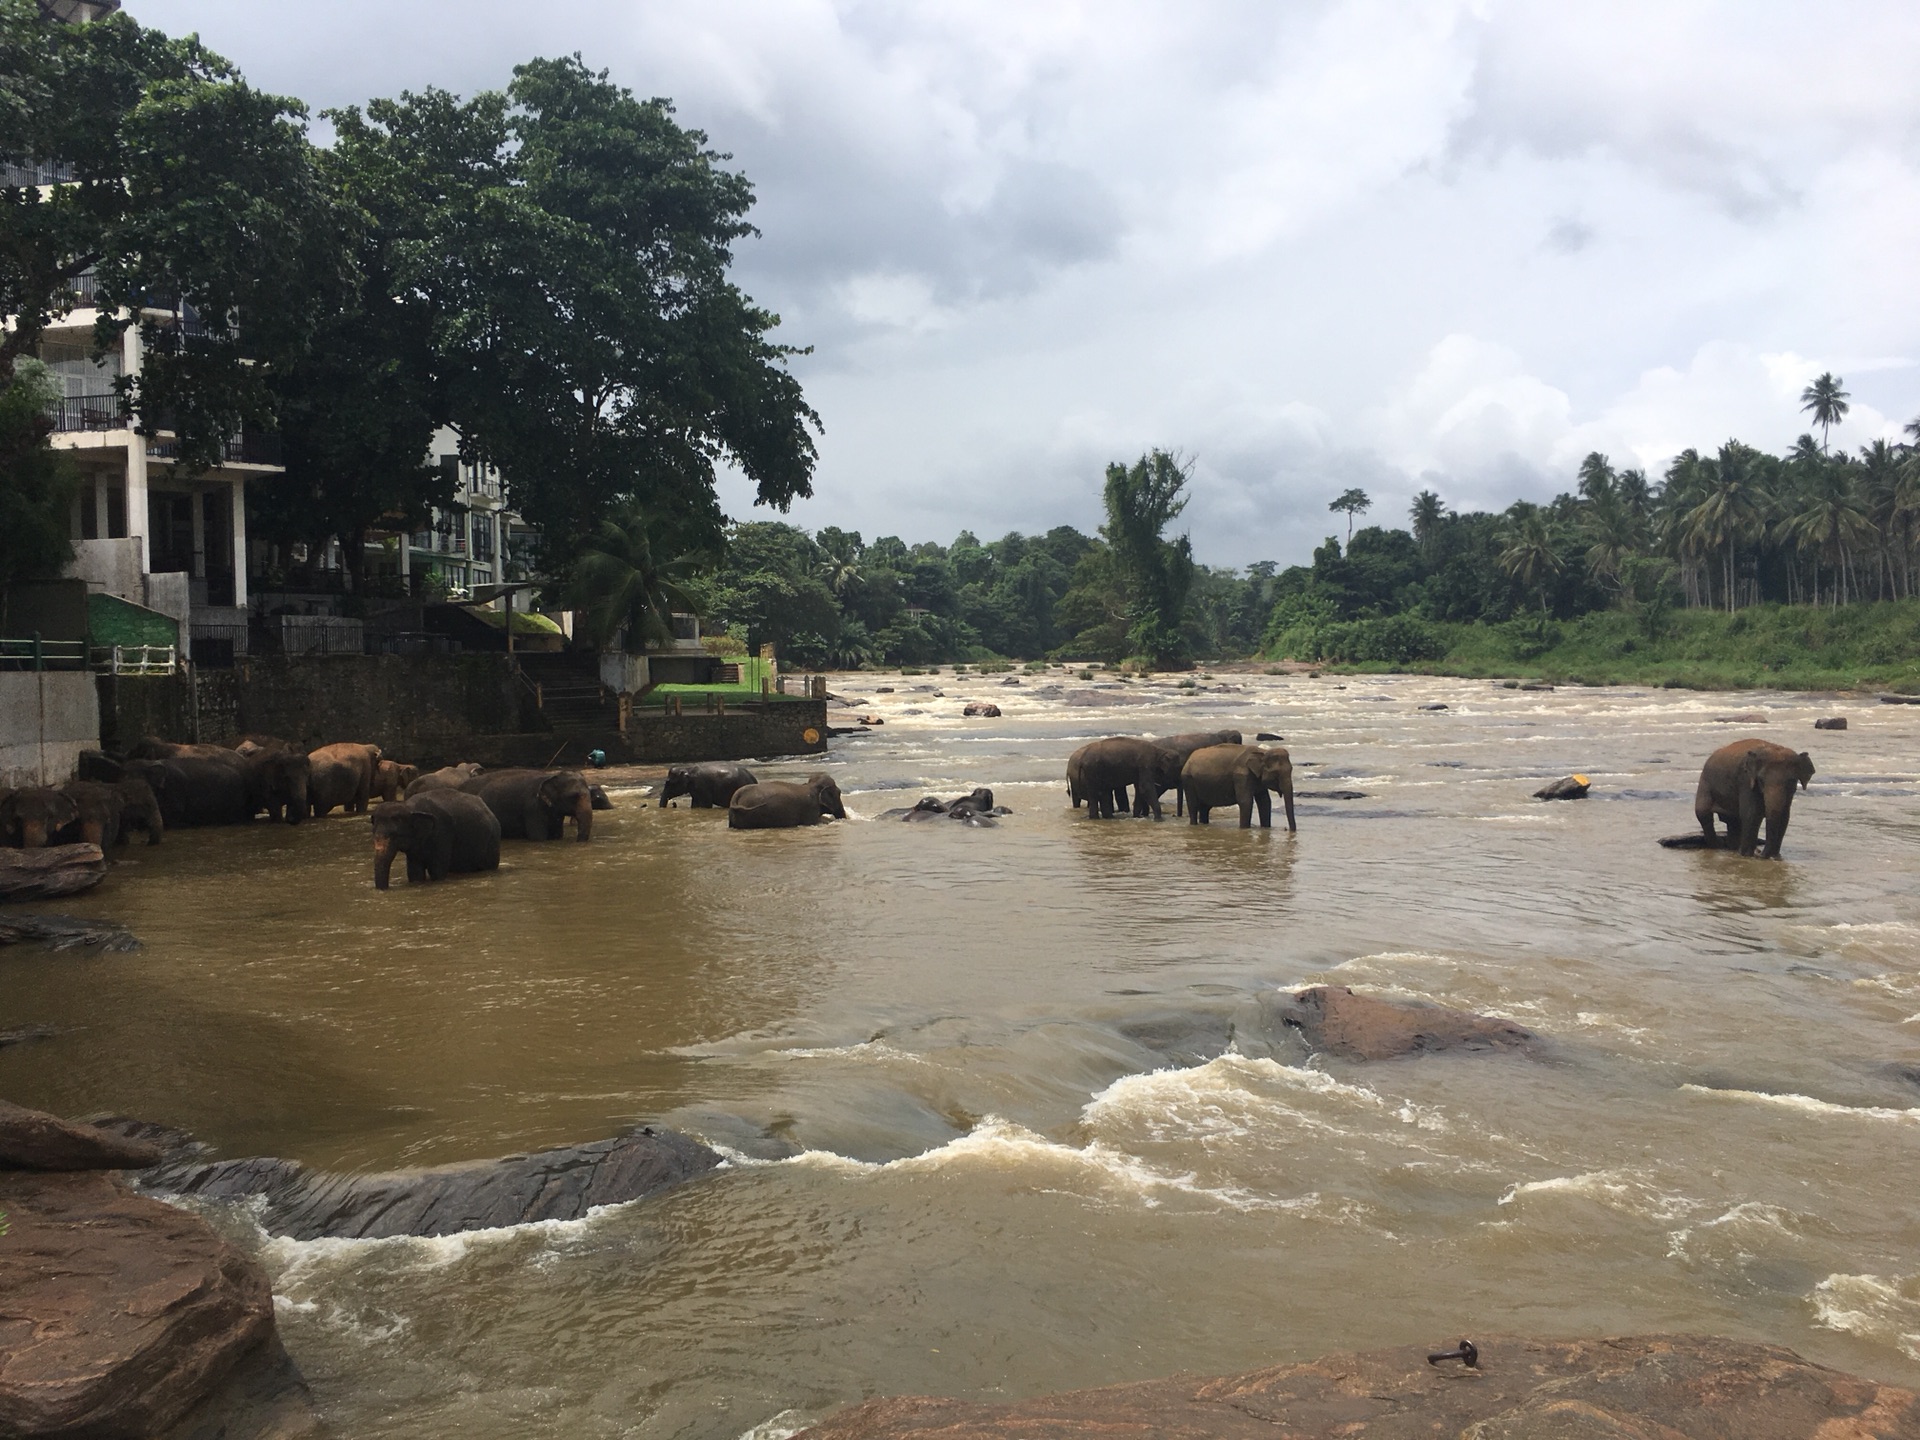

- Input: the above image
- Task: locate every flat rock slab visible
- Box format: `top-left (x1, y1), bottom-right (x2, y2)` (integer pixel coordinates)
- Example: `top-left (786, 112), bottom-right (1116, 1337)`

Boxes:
top-left (124, 1123), bottom-right (722, 1240)
top-left (0, 1099), bottom-right (164, 1171)
top-left (0, 1170), bottom-right (275, 1439)
top-left (796, 1334), bottom-right (1920, 1439)
top-left (1277, 985), bottom-right (1538, 1061)
top-left (0, 913), bottom-right (140, 951)
top-left (0, 844), bottom-right (108, 903)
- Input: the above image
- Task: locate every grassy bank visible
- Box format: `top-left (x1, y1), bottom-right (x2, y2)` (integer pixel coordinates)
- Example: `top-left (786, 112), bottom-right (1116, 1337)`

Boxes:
top-left (1287, 601), bottom-right (1920, 692)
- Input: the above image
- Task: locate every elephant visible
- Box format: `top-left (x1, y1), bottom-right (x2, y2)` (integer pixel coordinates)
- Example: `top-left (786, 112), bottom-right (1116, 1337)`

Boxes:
top-left (130, 750), bottom-right (309, 827)
top-left (589, 784), bottom-right (613, 811)
top-left (370, 791), bottom-right (502, 889)
top-left (231, 734), bottom-right (298, 755)
top-left (406, 763), bottom-right (484, 797)
top-left (76, 750), bottom-right (125, 783)
top-left (659, 762), bottom-right (757, 809)
top-left (728, 775), bottom-right (846, 829)
top-left (1153, 730), bottom-right (1245, 816)
top-left (460, 768), bottom-right (594, 841)
top-left (879, 788), bottom-right (1005, 823)
top-left (0, 786), bottom-right (80, 848)
top-left (1180, 744), bottom-right (1297, 830)
top-left (1695, 738), bottom-right (1815, 858)
top-left (1067, 737), bottom-right (1184, 819)
top-left (55, 781), bottom-right (127, 848)
top-left (112, 775), bottom-right (164, 845)
top-left (372, 760), bottom-right (420, 803)
top-left (308, 742), bottom-right (382, 817)
top-left (126, 737), bottom-right (235, 762)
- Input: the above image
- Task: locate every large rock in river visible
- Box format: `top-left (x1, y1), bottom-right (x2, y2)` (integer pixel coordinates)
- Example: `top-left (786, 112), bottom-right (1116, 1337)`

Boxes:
top-left (1278, 985), bottom-right (1537, 1061)
top-left (0, 1098), bottom-right (163, 1171)
top-left (0, 843), bottom-right (108, 902)
top-left (0, 1169), bottom-right (275, 1438)
top-left (796, 1334), bottom-right (1920, 1439)
top-left (121, 1122), bottom-right (722, 1240)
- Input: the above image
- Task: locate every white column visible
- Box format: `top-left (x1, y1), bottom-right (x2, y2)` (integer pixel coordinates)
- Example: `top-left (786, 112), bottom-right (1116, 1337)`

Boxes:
top-left (122, 326), bottom-right (149, 572)
top-left (230, 477), bottom-right (248, 609)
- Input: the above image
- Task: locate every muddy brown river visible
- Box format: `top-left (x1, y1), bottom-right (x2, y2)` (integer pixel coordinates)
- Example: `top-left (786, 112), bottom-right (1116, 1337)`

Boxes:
top-left (5, 672), bottom-right (1920, 1437)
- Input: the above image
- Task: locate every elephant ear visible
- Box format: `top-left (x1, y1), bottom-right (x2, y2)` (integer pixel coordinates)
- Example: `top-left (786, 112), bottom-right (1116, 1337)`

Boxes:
top-left (1737, 749), bottom-right (1767, 791)
top-left (1795, 752), bottom-right (1815, 788)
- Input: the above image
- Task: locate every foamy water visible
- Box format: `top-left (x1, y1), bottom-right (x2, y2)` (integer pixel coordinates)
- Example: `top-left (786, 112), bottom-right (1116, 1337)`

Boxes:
top-left (5, 670), bottom-right (1919, 1435)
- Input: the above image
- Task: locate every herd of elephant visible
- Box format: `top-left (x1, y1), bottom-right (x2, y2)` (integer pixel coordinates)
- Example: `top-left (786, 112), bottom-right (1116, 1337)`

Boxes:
top-left (0, 716), bottom-right (1818, 896)
top-left (1060, 728), bottom-right (1818, 859)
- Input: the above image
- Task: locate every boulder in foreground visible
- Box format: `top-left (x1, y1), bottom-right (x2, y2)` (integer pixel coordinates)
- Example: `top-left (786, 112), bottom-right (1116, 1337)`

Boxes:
top-left (0, 1098), bottom-right (163, 1171)
top-left (1278, 985), bottom-right (1537, 1061)
top-left (0, 1170), bottom-right (274, 1439)
top-left (120, 1122), bottom-right (722, 1240)
top-left (1532, 774), bottom-right (1590, 800)
top-left (796, 1334), bottom-right (1920, 1439)
top-left (0, 844), bottom-right (107, 902)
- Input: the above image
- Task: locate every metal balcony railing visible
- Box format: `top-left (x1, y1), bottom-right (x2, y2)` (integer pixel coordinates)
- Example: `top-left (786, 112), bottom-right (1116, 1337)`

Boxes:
top-left (145, 429), bottom-right (283, 466)
top-left (51, 392), bottom-right (125, 431)
top-left (1, 159), bottom-right (75, 187)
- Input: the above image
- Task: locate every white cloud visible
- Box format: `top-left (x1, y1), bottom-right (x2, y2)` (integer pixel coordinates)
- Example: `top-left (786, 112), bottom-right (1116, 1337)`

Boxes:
top-left (130, 0), bottom-right (1920, 565)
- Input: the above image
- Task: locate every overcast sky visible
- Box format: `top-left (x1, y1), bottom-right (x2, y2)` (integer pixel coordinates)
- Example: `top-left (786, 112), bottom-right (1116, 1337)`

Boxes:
top-left (132, 1), bottom-right (1920, 566)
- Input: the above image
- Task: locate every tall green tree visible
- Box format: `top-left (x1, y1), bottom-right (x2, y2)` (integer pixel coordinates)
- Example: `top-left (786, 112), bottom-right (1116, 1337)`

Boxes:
top-left (1497, 505), bottom-right (1562, 617)
top-left (1102, 449), bottom-right (1195, 666)
top-left (1329, 486), bottom-right (1371, 542)
top-left (335, 61), bottom-right (822, 574)
top-left (1800, 371), bottom-right (1850, 453)
top-left (563, 500), bottom-right (714, 648)
top-left (1409, 489), bottom-right (1446, 552)
top-left (0, 0), bottom-right (344, 470)
top-left (0, 360), bottom-right (77, 605)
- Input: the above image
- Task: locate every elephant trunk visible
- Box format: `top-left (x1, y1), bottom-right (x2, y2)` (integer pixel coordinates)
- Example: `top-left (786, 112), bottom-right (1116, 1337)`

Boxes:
top-left (373, 836), bottom-right (396, 890)
top-left (1281, 778), bottom-right (1296, 833)
top-left (19, 820), bottom-right (47, 849)
top-left (83, 820), bottom-right (105, 846)
top-left (572, 792), bottom-right (593, 841)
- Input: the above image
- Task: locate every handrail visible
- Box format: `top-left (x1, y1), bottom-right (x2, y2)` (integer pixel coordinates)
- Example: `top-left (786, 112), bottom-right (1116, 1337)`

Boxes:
top-left (89, 644), bottom-right (177, 675)
top-left (0, 635), bottom-right (88, 671)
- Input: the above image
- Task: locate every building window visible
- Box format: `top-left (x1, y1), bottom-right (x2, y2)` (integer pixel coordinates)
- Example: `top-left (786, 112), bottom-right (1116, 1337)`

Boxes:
top-left (471, 513), bottom-right (495, 562)
top-left (105, 481), bottom-right (125, 538)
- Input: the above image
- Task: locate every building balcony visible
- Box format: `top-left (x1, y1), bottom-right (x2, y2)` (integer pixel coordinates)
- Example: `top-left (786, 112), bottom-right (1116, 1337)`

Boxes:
top-left (146, 429), bottom-right (283, 468)
top-left (2, 159), bottom-right (74, 187)
top-left (50, 392), bottom-right (124, 432)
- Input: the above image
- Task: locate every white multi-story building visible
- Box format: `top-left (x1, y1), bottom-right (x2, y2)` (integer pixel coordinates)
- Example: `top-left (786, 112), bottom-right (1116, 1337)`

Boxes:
top-left (396, 428), bottom-right (529, 597)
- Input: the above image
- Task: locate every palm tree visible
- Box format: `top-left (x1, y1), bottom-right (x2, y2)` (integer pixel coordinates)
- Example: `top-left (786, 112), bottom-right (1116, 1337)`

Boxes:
top-left (1682, 442), bottom-right (1767, 611)
top-left (1409, 490), bottom-right (1446, 553)
top-left (1581, 488), bottom-right (1641, 593)
top-left (1498, 506), bottom-right (1563, 617)
top-left (1576, 452), bottom-right (1616, 503)
top-left (1858, 439), bottom-right (1905, 599)
top-left (1783, 458), bottom-right (1874, 606)
top-left (1800, 372), bottom-right (1850, 453)
top-left (563, 502), bottom-right (715, 650)
top-left (1328, 487), bottom-right (1371, 543)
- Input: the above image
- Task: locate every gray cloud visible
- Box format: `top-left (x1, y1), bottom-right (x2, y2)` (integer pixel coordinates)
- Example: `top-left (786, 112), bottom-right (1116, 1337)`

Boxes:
top-left (132, 0), bottom-right (1920, 567)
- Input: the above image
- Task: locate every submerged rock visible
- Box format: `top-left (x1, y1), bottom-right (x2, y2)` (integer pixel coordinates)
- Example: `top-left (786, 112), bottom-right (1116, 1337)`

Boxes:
top-left (962, 702), bottom-right (1001, 717)
top-left (0, 844), bottom-right (108, 903)
top-left (1533, 774), bottom-right (1591, 800)
top-left (0, 1099), bottom-right (163, 1172)
top-left (795, 1334), bottom-right (1920, 1440)
top-left (1064, 689), bottom-right (1154, 707)
top-left (0, 913), bottom-right (140, 951)
top-left (119, 1122), bottom-right (722, 1241)
top-left (1296, 790), bottom-right (1368, 801)
top-left (1254, 732), bottom-right (1284, 742)
top-left (1815, 716), bottom-right (1849, 730)
top-left (1658, 832), bottom-right (1733, 849)
top-left (0, 1169), bottom-right (275, 1438)
top-left (1277, 985), bottom-right (1537, 1061)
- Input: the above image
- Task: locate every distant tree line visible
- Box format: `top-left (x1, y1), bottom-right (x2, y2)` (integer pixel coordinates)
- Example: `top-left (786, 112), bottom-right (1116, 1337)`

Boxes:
top-left (1269, 374), bottom-right (1920, 665)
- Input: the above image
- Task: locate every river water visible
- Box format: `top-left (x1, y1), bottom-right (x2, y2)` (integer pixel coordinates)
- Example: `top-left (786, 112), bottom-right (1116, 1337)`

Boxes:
top-left (5, 671), bottom-right (1920, 1437)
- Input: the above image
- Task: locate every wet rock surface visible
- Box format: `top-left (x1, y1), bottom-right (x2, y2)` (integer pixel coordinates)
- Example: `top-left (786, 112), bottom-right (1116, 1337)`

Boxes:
top-left (0, 843), bottom-right (109, 902)
top-left (0, 1098), bottom-right (164, 1171)
top-left (0, 1169), bottom-right (275, 1438)
top-left (1277, 985), bottom-right (1538, 1061)
top-left (1533, 774), bottom-right (1591, 800)
top-left (113, 1121), bottom-right (723, 1240)
top-left (0, 912), bottom-right (141, 951)
top-left (794, 1334), bottom-right (1920, 1439)
top-left (1815, 716), bottom-right (1849, 729)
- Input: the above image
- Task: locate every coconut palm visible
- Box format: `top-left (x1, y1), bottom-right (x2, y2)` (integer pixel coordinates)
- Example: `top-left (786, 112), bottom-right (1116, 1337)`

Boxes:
top-left (1581, 487), bottom-right (1642, 593)
top-left (1783, 458), bottom-right (1874, 606)
top-left (1682, 442), bottom-right (1768, 611)
top-left (1800, 372), bottom-right (1850, 453)
top-left (1497, 506), bottom-right (1563, 616)
top-left (564, 502), bottom-right (715, 650)
top-left (1409, 490), bottom-right (1446, 552)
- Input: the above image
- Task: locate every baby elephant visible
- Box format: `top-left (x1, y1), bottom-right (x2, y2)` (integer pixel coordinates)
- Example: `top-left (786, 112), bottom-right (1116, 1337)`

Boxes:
top-left (370, 792), bottom-right (501, 889)
top-left (728, 774), bottom-right (846, 829)
top-left (372, 760), bottom-right (420, 802)
top-left (659, 762), bottom-right (757, 808)
top-left (0, 786), bottom-right (79, 848)
top-left (1696, 738), bottom-right (1815, 858)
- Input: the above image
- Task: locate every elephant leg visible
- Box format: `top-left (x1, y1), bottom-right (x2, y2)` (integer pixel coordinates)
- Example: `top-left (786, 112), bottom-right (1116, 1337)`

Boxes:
top-left (1255, 787), bottom-right (1272, 829)
top-left (406, 855), bottom-right (427, 883)
top-left (1735, 787), bottom-right (1765, 857)
top-left (526, 807), bottom-right (552, 841)
top-left (82, 819), bottom-right (106, 846)
top-left (1762, 805), bottom-right (1789, 860)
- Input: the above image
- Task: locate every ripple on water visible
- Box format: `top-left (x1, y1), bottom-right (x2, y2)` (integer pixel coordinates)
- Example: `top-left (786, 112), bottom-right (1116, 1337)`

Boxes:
top-left (1811, 1273), bottom-right (1920, 1362)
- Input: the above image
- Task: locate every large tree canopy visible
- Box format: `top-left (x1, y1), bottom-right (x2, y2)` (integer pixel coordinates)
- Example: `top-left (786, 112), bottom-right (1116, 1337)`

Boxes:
top-left (0, 0), bottom-right (342, 470)
top-left (323, 58), bottom-right (821, 575)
